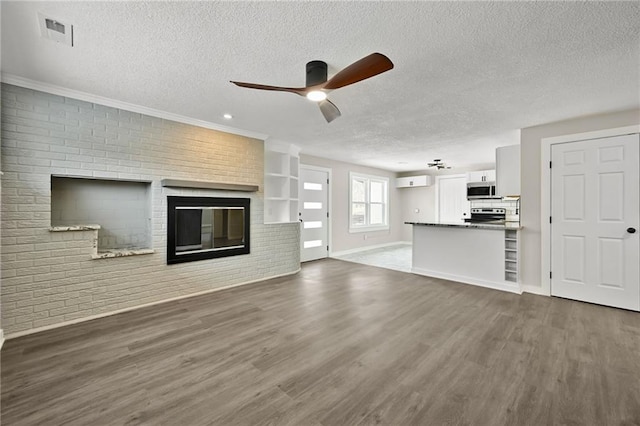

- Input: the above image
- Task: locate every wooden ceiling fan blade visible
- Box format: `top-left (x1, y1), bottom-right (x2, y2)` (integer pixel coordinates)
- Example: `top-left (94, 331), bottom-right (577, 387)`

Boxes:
top-left (319, 99), bottom-right (341, 123)
top-left (230, 81), bottom-right (307, 96)
top-left (323, 53), bottom-right (394, 90)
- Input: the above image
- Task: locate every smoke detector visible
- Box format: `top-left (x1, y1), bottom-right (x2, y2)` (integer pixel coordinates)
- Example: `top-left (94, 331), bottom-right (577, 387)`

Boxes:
top-left (38, 13), bottom-right (73, 46)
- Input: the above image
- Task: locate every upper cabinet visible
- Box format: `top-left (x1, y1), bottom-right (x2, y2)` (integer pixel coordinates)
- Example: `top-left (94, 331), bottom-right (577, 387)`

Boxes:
top-left (496, 145), bottom-right (521, 197)
top-left (396, 175), bottom-right (432, 188)
top-left (466, 169), bottom-right (495, 183)
top-left (264, 140), bottom-right (300, 224)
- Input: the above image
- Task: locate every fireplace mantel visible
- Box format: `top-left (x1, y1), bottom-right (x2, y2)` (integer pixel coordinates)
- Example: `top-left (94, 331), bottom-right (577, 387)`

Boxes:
top-left (161, 179), bottom-right (259, 192)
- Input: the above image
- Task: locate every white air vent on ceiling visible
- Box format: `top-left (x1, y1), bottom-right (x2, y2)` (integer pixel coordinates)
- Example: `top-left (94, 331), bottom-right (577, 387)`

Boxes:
top-left (38, 12), bottom-right (73, 46)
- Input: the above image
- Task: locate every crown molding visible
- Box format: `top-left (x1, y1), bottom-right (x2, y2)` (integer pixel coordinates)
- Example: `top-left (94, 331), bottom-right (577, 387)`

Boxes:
top-left (1, 73), bottom-right (269, 141)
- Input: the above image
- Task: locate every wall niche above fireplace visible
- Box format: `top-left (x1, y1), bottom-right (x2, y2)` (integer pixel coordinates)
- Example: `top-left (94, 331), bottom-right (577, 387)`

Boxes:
top-left (167, 196), bottom-right (250, 264)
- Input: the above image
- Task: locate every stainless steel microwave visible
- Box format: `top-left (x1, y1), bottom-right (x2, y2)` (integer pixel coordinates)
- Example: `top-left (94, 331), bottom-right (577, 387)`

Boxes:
top-left (467, 181), bottom-right (499, 199)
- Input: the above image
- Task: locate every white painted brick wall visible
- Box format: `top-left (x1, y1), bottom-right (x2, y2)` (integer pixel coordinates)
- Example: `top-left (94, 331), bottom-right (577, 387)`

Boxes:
top-left (1, 83), bottom-right (300, 335)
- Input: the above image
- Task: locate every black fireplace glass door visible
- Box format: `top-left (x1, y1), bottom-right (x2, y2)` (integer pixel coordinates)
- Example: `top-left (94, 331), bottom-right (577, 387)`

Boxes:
top-left (175, 209), bottom-right (203, 251)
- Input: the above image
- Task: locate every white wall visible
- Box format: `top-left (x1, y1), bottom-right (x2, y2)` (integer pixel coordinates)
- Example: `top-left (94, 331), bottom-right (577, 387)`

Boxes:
top-left (520, 108), bottom-right (640, 291)
top-left (299, 154), bottom-right (403, 253)
top-left (0, 84), bottom-right (300, 336)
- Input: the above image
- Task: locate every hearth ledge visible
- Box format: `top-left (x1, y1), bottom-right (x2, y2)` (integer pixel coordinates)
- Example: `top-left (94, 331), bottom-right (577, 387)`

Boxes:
top-left (50, 225), bottom-right (101, 232)
top-left (92, 249), bottom-right (155, 259)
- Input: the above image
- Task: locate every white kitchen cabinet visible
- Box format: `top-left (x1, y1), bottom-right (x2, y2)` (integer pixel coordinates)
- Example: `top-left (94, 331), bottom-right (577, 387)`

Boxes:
top-left (467, 171), bottom-right (483, 183)
top-left (466, 169), bottom-right (495, 183)
top-left (496, 144), bottom-right (521, 197)
top-left (396, 175), bottom-right (432, 188)
top-left (264, 141), bottom-right (300, 224)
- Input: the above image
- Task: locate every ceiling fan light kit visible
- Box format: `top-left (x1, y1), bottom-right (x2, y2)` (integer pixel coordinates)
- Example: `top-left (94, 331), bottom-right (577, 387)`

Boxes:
top-left (306, 90), bottom-right (327, 102)
top-left (230, 52), bottom-right (394, 123)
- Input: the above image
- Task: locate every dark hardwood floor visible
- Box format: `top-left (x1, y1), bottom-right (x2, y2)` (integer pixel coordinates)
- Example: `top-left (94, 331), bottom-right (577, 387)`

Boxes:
top-left (2, 258), bottom-right (640, 425)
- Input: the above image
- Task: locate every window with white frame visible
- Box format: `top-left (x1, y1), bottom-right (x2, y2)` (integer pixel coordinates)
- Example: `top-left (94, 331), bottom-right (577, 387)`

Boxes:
top-left (349, 172), bottom-right (389, 232)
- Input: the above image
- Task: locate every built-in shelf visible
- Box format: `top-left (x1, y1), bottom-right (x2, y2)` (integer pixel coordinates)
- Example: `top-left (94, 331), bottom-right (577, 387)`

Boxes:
top-left (504, 229), bottom-right (519, 282)
top-left (161, 179), bottom-right (259, 192)
top-left (264, 141), bottom-right (300, 224)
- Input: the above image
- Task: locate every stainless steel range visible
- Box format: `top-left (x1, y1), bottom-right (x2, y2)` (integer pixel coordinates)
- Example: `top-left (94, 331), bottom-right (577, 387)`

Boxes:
top-left (465, 208), bottom-right (506, 224)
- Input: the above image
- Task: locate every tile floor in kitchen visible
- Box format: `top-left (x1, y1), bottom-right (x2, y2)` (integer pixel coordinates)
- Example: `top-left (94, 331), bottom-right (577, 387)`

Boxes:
top-left (332, 243), bottom-right (412, 273)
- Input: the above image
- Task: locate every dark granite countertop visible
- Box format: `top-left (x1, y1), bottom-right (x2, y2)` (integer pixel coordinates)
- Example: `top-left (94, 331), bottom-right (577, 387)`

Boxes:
top-left (405, 221), bottom-right (522, 230)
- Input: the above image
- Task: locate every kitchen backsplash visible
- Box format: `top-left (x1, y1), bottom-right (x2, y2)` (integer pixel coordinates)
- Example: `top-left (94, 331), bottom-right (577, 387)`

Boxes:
top-left (470, 199), bottom-right (520, 222)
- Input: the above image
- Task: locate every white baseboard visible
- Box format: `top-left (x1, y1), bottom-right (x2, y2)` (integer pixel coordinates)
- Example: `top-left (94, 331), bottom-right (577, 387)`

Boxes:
top-left (412, 267), bottom-right (522, 295)
top-left (520, 284), bottom-right (550, 296)
top-left (331, 241), bottom-right (410, 257)
top-left (0, 329), bottom-right (4, 350)
top-left (5, 268), bottom-right (301, 340)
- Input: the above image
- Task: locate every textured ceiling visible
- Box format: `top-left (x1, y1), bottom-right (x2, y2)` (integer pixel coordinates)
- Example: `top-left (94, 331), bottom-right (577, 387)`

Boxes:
top-left (1, 1), bottom-right (639, 172)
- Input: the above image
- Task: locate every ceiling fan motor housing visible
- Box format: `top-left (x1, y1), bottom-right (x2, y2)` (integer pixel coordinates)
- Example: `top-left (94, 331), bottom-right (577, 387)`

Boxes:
top-left (306, 60), bottom-right (328, 86)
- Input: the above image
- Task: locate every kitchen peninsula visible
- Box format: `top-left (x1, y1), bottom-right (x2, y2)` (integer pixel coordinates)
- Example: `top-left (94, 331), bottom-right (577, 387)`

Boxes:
top-left (406, 221), bottom-right (522, 293)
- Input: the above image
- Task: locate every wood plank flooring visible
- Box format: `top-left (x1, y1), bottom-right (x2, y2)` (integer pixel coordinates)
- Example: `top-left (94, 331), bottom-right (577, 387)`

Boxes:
top-left (2, 258), bottom-right (640, 425)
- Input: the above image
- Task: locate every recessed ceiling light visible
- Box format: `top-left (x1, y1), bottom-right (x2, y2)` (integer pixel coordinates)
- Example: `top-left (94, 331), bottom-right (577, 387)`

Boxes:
top-left (223, 113), bottom-right (233, 120)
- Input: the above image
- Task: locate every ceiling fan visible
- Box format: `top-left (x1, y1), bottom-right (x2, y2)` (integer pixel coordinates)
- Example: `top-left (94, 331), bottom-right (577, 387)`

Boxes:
top-left (428, 159), bottom-right (451, 170)
top-left (230, 53), bottom-right (394, 123)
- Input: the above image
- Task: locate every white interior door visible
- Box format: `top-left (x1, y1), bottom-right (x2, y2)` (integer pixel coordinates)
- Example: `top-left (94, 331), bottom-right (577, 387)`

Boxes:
top-left (438, 174), bottom-right (470, 223)
top-left (551, 134), bottom-right (639, 311)
top-left (299, 166), bottom-right (329, 262)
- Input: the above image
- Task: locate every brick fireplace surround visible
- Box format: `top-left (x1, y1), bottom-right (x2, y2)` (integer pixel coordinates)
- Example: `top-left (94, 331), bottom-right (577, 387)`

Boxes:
top-left (0, 83), bottom-right (300, 337)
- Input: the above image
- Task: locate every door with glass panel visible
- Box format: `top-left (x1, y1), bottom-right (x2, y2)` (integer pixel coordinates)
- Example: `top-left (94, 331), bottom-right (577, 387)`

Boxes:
top-left (299, 166), bottom-right (330, 262)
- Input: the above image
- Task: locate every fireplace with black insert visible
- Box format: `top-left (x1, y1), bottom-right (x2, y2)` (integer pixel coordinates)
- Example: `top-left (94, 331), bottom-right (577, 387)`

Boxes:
top-left (167, 196), bottom-right (250, 264)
